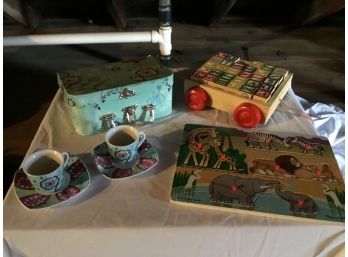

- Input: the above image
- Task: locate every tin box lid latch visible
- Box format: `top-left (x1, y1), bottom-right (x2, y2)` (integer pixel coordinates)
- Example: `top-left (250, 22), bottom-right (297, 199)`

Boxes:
top-left (100, 113), bottom-right (119, 130)
top-left (122, 105), bottom-right (137, 123)
top-left (143, 104), bottom-right (156, 122)
top-left (119, 88), bottom-right (135, 99)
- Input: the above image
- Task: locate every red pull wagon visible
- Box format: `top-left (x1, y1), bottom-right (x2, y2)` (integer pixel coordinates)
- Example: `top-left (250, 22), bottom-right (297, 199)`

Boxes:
top-left (184, 52), bottom-right (293, 128)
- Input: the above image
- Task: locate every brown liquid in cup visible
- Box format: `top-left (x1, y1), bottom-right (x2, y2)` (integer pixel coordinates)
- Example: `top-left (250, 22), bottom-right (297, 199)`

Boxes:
top-left (28, 156), bottom-right (60, 175)
top-left (109, 130), bottom-right (136, 146)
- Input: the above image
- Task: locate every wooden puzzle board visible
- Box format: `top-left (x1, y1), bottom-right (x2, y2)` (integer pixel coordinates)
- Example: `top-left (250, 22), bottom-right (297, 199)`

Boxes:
top-left (190, 52), bottom-right (289, 103)
top-left (171, 124), bottom-right (345, 224)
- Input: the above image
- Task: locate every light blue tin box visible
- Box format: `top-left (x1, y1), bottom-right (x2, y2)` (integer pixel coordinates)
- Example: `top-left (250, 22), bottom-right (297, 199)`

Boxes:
top-left (57, 56), bottom-right (173, 136)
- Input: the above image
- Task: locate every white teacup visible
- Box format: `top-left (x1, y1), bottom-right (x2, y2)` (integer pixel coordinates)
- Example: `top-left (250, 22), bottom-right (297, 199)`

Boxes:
top-left (22, 150), bottom-right (69, 194)
top-left (105, 125), bottom-right (146, 166)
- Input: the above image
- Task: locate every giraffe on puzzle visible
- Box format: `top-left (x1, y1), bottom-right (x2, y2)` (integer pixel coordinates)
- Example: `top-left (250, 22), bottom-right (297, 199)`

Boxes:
top-left (184, 128), bottom-right (218, 167)
top-left (212, 137), bottom-right (238, 171)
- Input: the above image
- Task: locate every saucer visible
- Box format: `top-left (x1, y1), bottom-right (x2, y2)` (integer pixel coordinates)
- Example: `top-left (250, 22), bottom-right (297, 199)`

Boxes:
top-left (92, 140), bottom-right (159, 179)
top-left (14, 155), bottom-right (90, 209)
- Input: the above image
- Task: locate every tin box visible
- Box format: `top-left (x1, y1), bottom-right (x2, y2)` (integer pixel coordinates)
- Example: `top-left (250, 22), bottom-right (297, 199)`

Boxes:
top-left (57, 56), bottom-right (173, 135)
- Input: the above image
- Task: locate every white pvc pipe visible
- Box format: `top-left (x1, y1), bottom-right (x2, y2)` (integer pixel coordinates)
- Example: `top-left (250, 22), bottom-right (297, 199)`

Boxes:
top-left (158, 26), bottom-right (172, 56)
top-left (3, 31), bottom-right (159, 46)
top-left (4, 1), bottom-right (172, 60)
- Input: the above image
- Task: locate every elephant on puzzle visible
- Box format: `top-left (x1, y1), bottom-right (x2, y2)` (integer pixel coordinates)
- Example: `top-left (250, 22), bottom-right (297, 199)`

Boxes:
top-left (275, 185), bottom-right (318, 215)
top-left (209, 175), bottom-right (279, 207)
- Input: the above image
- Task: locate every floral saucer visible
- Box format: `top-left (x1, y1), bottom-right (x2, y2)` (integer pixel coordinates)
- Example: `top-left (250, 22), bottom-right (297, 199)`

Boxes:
top-left (92, 140), bottom-right (159, 179)
top-left (14, 155), bottom-right (90, 209)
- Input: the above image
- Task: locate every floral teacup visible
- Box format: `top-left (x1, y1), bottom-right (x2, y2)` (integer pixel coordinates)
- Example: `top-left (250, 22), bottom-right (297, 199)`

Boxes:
top-left (22, 150), bottom-right (69, 194)
top-left (105, 125), bottom-right (146, 166)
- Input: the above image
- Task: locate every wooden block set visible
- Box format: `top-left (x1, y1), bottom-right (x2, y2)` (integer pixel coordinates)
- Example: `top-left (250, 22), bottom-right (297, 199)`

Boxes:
top-left (184, 52), bottom-right (293, 128)
top-left (191, 52), bottom-right (288, 103)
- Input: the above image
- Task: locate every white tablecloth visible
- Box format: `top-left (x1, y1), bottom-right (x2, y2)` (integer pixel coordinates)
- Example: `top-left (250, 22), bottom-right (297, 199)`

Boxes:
top-left (4, 88), bottom-right (344, 257)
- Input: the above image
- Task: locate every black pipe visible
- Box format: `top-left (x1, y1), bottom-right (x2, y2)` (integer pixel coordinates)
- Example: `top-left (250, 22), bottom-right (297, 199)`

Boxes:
top-left (159, 0), bottom-right (171, 66)
top-left (159, 0), bottom-right (172, 27)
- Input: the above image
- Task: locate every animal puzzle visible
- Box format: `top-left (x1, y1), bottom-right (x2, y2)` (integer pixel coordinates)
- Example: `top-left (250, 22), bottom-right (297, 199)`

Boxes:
top-left (171, 124), bottom-right (345, 224)
top-left (184, 52), bottom-right (293, 128)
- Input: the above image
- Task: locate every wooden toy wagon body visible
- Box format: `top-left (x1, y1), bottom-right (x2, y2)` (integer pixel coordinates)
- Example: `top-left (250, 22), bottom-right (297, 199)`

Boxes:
top-left (184, 52), bottom-right (293, 128)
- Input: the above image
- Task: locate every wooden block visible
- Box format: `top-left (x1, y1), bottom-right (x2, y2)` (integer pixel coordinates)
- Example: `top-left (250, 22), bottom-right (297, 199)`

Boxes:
top-left (214, 52), bottom-right (230, 59)
top-left (253, 89), bottom-right (272, 102)
top-left (216, 79), bottom-right (230, 86)
top-left (261, 64), bottom-right (275, 71)
top-left (259, 83), bottom-right (275, 93)
top-left (221, 72), bottom-right (235, 80)
top-left (216, 72), bottom-right (235, 86)
top-left (250, 74), bottom-right (266, 82)
top-left (226, 81), bottom-right (243, 90)
top-left (268, 72), bottom-right (282, 80)
top-left (239, 85), bottom-right (256, 94)
top-left (200, 66), bottom-right (212, 72)
top-left (209, 69), bottom-right (225, 77)
top-left (225, 77), bottom-right (248, 96)
top-left (243, 65), bottom-right (257, 73)
top-left (218, 79), bottom-right (235, 87)
top-left (232, 62), bottom-right (245, 70)
top-left (239, 60), bottom-right (253, 66)
top-left (191, 70), bottom-right (208, 82)
top-left (204, 74), bottom-right (219, 82)
top-left (252, 61), bottom-right (264, 68)
top-left (215, 64), bottom-right (231, 72)
top-left (238, 71), bottom-right (253, 79)
top-left (214, 52), bottom-right (240, 62)
top-left (225, 55), bottom-right (240, 62)
top-left (208, 56), bottom-right (222, 63)
top-left (268, 73), bottom-right (284, 86)
top-left (216, 73), bottom-right (235, 86)
top-left (246, 79), bottom-right (260, 88)
top-left (204, 61), bottom-right (217, 69)
top-left (254, 68), bottom-right (270, 77)
top-left (205, 71), bottom-right (236, 87)
top-left (263, 77), bottom-right (279, 87)
top-left (239, 85), bottom-right (257, 98)
top-left (232, 76), bottom-right (248, 85)
top-left (273, 67), bottom-right (288, 76)
top-left (225, 67), bottom-right (241, 75)
top-left (220, 59), bottom-right (235, 66)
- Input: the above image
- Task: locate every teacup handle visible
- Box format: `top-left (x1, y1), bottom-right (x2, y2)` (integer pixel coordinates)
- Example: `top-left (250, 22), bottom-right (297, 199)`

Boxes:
top-left (138, 132), bottom-right (146, 148)
top-left (62, 152), bottom-right (70, 167)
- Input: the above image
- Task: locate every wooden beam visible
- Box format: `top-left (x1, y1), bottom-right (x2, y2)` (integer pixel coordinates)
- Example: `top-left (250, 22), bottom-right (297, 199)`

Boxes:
top-left (106, 0), bottom-right (127, 30)
top-left (3, 0), bottom-right (40, 28)
top-left (297, 0), bottom-right (344, 25)
top-left (210, 0), bottom-right (238, 27)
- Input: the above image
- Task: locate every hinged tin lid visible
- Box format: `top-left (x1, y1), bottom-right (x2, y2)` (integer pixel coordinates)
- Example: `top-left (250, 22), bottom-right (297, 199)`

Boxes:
top-left (57, 56), bottom-right (172, 95)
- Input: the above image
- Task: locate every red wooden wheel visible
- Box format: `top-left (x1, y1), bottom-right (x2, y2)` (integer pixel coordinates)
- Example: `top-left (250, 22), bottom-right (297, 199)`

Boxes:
top-left (233, 103), bottom-right (262, 128)
top-left (185, 86), bottom-right (209, 111)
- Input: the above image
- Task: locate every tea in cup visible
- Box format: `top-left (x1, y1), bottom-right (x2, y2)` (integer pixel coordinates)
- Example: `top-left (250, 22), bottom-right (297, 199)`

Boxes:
top-left (105, 125), bottom-right (146, 166)
top-left (22, 150), bottom-right (70, 194)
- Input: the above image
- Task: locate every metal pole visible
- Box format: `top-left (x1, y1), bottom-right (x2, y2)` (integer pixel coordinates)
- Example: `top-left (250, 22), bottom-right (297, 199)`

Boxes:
top-left (158, 0), bottom-right (172, 66)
